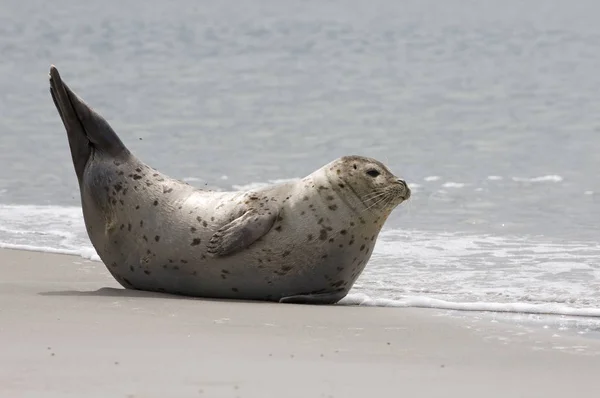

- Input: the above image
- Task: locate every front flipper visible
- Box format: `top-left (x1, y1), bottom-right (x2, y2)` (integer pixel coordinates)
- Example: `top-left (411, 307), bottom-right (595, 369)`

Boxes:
top-left (207, 209), bottom-right (277, 257)
top-left (279, 289), bottom-right (347, 305)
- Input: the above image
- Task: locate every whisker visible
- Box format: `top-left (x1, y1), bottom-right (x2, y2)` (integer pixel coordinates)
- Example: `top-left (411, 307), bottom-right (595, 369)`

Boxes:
top-left (362, 191), bottom-right (388, 203)
top-left (362, 192), bottom-right (391, 213)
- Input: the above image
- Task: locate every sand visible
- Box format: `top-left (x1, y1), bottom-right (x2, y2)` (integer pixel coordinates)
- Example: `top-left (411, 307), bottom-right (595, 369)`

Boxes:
top-left (1, 248), bottom-right (599, 397)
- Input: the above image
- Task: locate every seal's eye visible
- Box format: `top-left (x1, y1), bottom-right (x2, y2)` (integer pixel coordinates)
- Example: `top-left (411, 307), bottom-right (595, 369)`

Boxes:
top-left (366, 169), bottom-right (380, 178)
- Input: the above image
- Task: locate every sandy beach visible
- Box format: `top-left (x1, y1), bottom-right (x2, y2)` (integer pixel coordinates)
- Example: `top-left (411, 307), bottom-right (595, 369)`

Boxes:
top-left (0, 247), bottom-right (598, 398)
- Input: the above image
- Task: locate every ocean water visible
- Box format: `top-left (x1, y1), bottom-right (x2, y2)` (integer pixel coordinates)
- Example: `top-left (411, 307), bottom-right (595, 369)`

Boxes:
top-left (1, 0), bottom-right (600, 332)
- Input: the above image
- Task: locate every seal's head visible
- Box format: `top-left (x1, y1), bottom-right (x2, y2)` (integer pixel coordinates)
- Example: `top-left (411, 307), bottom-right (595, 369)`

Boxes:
top-left (325, 155), bottom-right (411, 214)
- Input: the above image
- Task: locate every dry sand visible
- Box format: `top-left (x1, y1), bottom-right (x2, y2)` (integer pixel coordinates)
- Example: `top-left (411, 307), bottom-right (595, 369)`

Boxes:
top-left (1, 248), bottom-right (599, 398)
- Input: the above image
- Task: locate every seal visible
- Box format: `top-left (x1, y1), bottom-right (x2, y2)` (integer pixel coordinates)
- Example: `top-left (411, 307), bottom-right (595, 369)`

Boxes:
top-left (48, 65), bottom-right (411, 304)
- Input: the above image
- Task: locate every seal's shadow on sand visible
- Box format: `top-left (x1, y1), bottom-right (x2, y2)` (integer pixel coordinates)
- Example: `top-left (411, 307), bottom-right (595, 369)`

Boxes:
top-left (38, 288), bottom-right (348, 306)
top-left (39, 287), bottom-right (249, 303)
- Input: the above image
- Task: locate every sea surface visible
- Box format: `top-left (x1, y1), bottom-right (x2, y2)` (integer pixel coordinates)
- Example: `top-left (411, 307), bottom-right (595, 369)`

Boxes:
top-left (1, 0), bottom-right (600, 334)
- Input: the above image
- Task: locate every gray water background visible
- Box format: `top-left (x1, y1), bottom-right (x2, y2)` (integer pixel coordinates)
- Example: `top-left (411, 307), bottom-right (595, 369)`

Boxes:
top-left (2, 0), bottom-right (600, 241)
top-left (1, 0), bottom-right (600, 319)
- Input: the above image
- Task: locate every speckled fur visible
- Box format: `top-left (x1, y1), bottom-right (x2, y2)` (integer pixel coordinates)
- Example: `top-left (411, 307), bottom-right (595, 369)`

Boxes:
top-left (48, 66), bottom-right (410, 304)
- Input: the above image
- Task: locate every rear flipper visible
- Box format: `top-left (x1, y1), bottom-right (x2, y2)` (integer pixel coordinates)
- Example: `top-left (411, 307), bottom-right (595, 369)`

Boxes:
top-left (279, 289), bottom-right (347, 305)
top-left (48, 65), bottom-right (129, 184)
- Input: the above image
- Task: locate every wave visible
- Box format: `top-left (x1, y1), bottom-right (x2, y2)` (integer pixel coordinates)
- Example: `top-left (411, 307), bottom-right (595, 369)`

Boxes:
top-left (341, 293), bottom-right (600, 318)
top-left (1, 203), bottom-right (599, 321)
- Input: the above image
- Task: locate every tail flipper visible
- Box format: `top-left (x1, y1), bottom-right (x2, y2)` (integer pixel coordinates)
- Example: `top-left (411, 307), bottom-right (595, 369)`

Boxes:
top-left (49, 65), bottom-right (129, 183)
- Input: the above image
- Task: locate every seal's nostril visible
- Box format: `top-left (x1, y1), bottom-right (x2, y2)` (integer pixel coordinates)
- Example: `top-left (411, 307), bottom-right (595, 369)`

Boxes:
top-left (397, 179), bottom-right (407, 187)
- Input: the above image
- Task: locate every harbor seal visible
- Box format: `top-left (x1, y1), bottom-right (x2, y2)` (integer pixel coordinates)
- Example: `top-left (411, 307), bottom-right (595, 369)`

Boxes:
top-left (48, 65), bottom-right (411, 304)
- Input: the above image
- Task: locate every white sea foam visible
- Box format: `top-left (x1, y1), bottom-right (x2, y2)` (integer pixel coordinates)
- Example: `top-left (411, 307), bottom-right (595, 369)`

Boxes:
top-left (424, 176), bottom-right (441, 182)
top-left (341, 293), bottom-right (600, 318)
top-left (232, 178), bottom-right (300, 191)
top-left (441, 182), bottom-right (466, 188)
top-left (512, 175), bottom-right (563, 183)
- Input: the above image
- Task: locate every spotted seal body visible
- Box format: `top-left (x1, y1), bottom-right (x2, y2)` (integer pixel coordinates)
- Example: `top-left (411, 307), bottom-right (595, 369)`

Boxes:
top-left (48, 65), bottom-right (411, 304)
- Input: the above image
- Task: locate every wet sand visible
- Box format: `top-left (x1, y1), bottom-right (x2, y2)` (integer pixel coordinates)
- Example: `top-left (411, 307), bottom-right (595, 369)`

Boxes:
top-left (1, 248), bottom-right (598, 398)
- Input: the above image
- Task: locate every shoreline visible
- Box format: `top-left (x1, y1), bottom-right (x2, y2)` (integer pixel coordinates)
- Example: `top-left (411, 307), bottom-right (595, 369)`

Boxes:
top-left (2, 247), bottom-right (600, 397)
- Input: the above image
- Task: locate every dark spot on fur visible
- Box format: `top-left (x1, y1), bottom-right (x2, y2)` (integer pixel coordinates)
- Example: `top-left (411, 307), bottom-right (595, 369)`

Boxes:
top-left (282, 250), bottom-right (291, 257)
top-left (338, 183), bottom-right (345, 188)
top-left (232, 288), bottom-right (239, 293)
top-left (154, 235), bottom-right (160, 242)
top-left (281, 265), bottom-right (292, 271)
top-left (275, 226), bottom-right (282, 232)
top-left (114, 183), bottom-right (123, 192)
top-left (128, 223), bottom-right (132, 231)
top-left (132, 174), bottom-right (142, 180)
top-left (110, 261), bottom-right (118, 268)
top-left (190, 227), bottom-right (197, 233)
top-left (120, 224), bottom-right (125, 230)
top-left (181, 259), bottom-right (188, 264)
top-left (221, 274), bottom-right (227, 279)
top-left (135, 168), bottom-right (142, 172)
top-left (163, 187), bottom-right (173, 194)
top-left (222, 269), bottom-right (230, 274)
top-left (318, 218), bottom-right (324, 224)
top-left (328, 204), bottom-right (338, 211)
top-left (211, 217), bottom-right (215, 221)
top-left (349, 239), bottom-right (355, 245)
top-left (203, 221), bottom-right (208, 227)
top-left (117, 171), bottom-right (124, 176)
top-left (321, 254), bottom-right (328, 259)
top-left (353, 164), bottom-right (357, 170)
top-left (122, 277), bottom-right (132, 286)
top-left (191, 238), bottom-right (201, 246)
top-left (153, 200), bottom-right (158, 206)
top-left (140, 220), bottom-right (144, 227)
top-left (144, 270), bottom-right (151, 275)
top-left (340, 229), bottom-right (347, 235)
top-left (307, 234), bottom-right (313, 241)
top-left (146, 249), bottom-right (151, 255)
top-left (329, 238), bottom-right (334, 243)
top-left (130, 266), bottom-right (135, 272)
top-left (300, 211), bottom-right (305, 215)
top-left (153, 173), bottom-right (159, 177)
top-left (111, 199), bottom-right (117, 205)
top-left (360, 244), bottom-right (366, 251)
top-left (319, 229), bottom-right (328, 241)
top-left (119, 200), bottom-right (124, 205)
top-left (326, 195), bottom-right (334, 201)
top-left (371, 235), bottom-right (376, 241)
top-left (143, 235), bottom-right (148, 242)
top-left (303, 196), bottom-right (309, 201)
top-left (135, 205), bottom-right (140, 210)
top-left (173, 265), bottom-right (180, 270)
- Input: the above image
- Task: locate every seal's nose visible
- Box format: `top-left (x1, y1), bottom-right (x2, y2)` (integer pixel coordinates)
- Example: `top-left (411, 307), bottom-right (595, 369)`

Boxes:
top-left (397, 179), bottom-right (411, 199)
